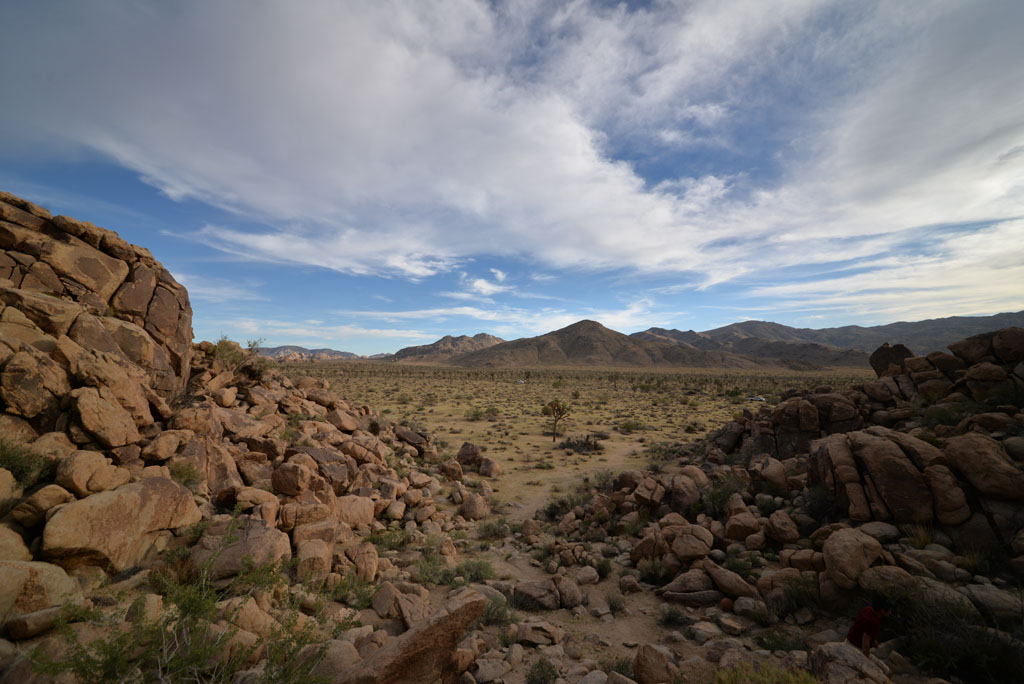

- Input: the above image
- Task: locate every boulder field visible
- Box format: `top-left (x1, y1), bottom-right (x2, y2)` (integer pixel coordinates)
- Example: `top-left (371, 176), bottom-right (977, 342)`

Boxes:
top-left (1, 189), bottom-right (1023, 684)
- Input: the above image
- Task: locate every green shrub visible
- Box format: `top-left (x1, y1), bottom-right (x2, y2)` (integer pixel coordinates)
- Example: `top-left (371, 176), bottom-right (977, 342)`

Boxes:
top-left (700, 475), bottom-right (746, 518)
top-left (595, 558), bottom-right (612, 580)
top-left (534, 460), bottom-right (554, 470)
top-left (479, 598), bottom-right (517, 627)
top-left (659, 604), bottom-right (687, 627)
top-left (168, 461), bottom-right (204, 488)
top-left (332, 570), bottom-right (374, 610)
top-left (525, 658), bottom-right (558, 684)
top-left (804, 484), bottom-right (842, 523)
top-left (601, 656), bottom-right (633, 677)
top-left (454, 558), bottom-right (495, 584)
top-left (557, 434), bottom-right (604, 453)
top-left (477, 519), bottom-right (511, 540)
top-left (637, 558), bottom-right (671, 586)
top-left (31, 528), bottom-right (328, 684)
top-left (0, 438), bottom-right (54, 489)
top-left (365, 528), bottom-right (412, 551)
top-left (756, 628), bottom-right (808, 652)
top-left (210, 335), bottom-right (247, 370)
top-left (615, 419), bottom-right (645, 434)
top-left (605, 592), bottom-right (625, 615)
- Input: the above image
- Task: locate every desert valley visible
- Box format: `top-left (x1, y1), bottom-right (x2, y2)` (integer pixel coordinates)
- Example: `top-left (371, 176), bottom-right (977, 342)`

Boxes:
top-left (1, 192), bottom-right (1023, 684)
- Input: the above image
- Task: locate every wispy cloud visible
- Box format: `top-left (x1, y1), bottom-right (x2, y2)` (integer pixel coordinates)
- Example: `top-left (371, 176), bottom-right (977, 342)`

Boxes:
top-left (175, 273), bottom-right (267, 303)
top-left (1, 1), bottom-right (1021, 322)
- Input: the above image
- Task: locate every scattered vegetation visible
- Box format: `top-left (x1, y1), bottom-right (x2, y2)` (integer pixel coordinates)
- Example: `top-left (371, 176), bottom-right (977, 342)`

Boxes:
top-left (711, 662), bottom-right (820, 684)
top-left (700, 475), bottom-right (746, 518)
top-left (600, 656), bottom-right (634, 677)
top-left (557, 434), bottom-right (604, 453)
top-left (756, 628), bottom-right (808, 652)
top-left (168, 461), bottom-right (205, 489)
top-left (541, 399), bottom-right (571, 441)
top-left (605, 592), bottom-right (625, 615)
top-left (479, 598), bottom-right (518, 627)
top-left (885, 587), bottom-right (1024, 684)
top-left (0, 438), bottom-right (54, 489)
top-left (525, 658), bottom-right (559, 684)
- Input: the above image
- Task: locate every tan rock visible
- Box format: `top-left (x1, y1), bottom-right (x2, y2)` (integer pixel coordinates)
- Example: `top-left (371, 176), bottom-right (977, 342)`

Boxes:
top-left (43, 478), bottom-right (201, 571)
top-left (272, 461), bottom-right (312, 496)
top-left (703, 560), bottom-right (760, 599)
top-left (766, 510), bottom-right (800, 544)
top-left (725, 511), bottom-right (760, 541)
top-left (9, 485), bottom-right (74, 528)
top-left (923, 465), bottom-right (971, 525)
top-left (669, 525), bottom-right (713, 562)
top-left (460, 492), bottom-right (490, 521)
top-left (189, 515), bottom-right (291, 581)
top-left (337, 495), bottom-right (375, 527)
top-left (1, 350), bottom-right (69, 420)
top-left (517, 617), bottom-right (565, 646)
top-left (71, 386), bottom-right (140, 448)
top-left (0, 526), bottom-right (31, 562)
top-left (297, 539), bottom-right (332, 582)
top-left (633, 643), bottom-right (678, 684)
top-left (847, 431), bottom-right (933, 523)
top-left (0, 560), bottom-right (81, 621)
top-left (944, 433), bottom-right (1024, 500)
top-left (55, 450), bottom-right (130, 497)
top-left (822, 528), bottom-right (882, 590)
top-left (478, 457), bottom-right (501, 478)
top-left (346, 542), bottom-right (379, 583)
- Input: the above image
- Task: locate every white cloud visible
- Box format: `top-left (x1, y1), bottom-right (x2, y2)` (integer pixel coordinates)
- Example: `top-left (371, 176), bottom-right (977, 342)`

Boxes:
top-left (174, 273), bottom-right (267, 303)
top-left (490, 268), bottom-right (507, 282)
top-left (0, 1), bottom-right (1021, 319)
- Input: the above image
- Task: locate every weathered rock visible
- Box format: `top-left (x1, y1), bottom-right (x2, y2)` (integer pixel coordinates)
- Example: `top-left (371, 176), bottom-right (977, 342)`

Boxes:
top-left (55, 450), bottom-right (129, 497)
top-left (9, 484), bottom-right (74, 528)
top-left (0, 526), bottom-right (31, 562)
top-left (703, 560), bottom-right (760, 599)
top-left (337, 495), bottom-right (375, 527)
top-left (460, 493), bottom-right (489, 521)
top-left (944, 433), bottom-right (1024, 500)
top-left (766, 510), bottom-right (800, 543)
top-left (847, 431), bottom-right (932, 524)
top-left (42, 478), bottom-right (200, 571)
top-left (632, 643), bottom-right (677, 684)
top-left (822, 528), bottom-right (882, 590)
top-left (810, 641), bottom-right (891, 684)
top-left (189, 515), bottom-right (291, 581)
top-left (71, 386), bottom-right (140, 448)
top-left (336, 588), bottom-right (486, 684)
top-left (517, 617), bottom-right (564, 646)
top-left (0, 560), bottom-right (82, 622)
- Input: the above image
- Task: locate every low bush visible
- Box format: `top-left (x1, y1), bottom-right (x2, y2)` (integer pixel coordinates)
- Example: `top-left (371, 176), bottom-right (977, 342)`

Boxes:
top-left (637, 558), bottom-right (671, 586)
top-left (479, 598), bottom-right (517, 627)
top-left (659, 604), bottom-right (687, 627)
top-left (0, 438), bottom-right (54, 489)
top-left (525, 658), bottom-right (558, 684)
top-left (557, 434), bottom-right (604, 454)
top-left (601, 656), bottom-right (633, 677)
top-left (365, 528), bottom-right (412, 551)
top-left (756, 628), bottom-right (808, 652)
top-left (605, 592), bottom-right (625, 615)
top-left (700, 475), bottom-right (746, 518)
top-left (885, 587), bottom-right (1024, 684)
top-left (711, 662), bottom-right (819, 684)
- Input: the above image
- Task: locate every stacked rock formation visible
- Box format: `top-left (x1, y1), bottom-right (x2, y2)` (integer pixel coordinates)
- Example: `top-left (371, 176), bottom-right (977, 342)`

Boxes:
top-left (0, 192), bottom-right (494, 683)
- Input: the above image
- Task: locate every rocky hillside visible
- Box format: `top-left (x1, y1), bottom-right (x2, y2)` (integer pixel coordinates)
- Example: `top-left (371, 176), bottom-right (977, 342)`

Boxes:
top-left (683, 312), bottom-right (1024, 356)
top-left (260, 345), bottom-right (360, 362)
top-left (388, 333), bottom-right (505, 364)
top-left (451, 320), bottom-right (757, 369)
top-left (634, 328), bottom-right (869, 370)
top-left (0, 191), bottom-right (498, 683)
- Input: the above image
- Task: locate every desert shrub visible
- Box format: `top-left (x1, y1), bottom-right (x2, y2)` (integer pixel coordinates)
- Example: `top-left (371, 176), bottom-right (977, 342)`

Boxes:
top-left (756, 495), bottom-right (781, 517)
top-left (210, 335), bottom-right (247, 370)
top-left (415, 552), bottom-right (455, 586)
top-left (479, 598), bottom-right (517, 627)
top-left (557, 434), bottom-right (604, 454)
top-left (0, 438), bottom-right (54, 489)
top-left (454, 558), bottom-right (495, 584)
top-left (712, 662), bottom-right (819, 684)
top-left (615, 419), bottom-right (645, 434)
top-left (542, 491), bottom-right (588, 521)
top-left (700, 475), bottom-right (746, 518)
top-left (464, 407), bottom-right (485, 421)
top-left (885, 588), bottom-right (1024, 684)
top-left (659, 604), bottom-right (687, 627)
top-left (601, 656), bottom-right (633, 677)
top-left (593, 469), bottom-right (615, 491)
top-left (901, 524), bottom-right (933, 549)
top-left (637, 558), bottom-right (671, 586)
top-left (332, 570), bottom-right (374, 610)
top-left (595, 558), bottom-right (612, 579)
top-left (756, 628), bottom-right (808, 652)
top-left (31, 529), bottom-right (328, 684)
top-left (723, 554), bottom-right (754, 581)
top-left (365, 528), bottom-right (412, 551)
top-left (605, 592), bottom-right (625, 615)
top-left (168, 461), bottom-right (204, 488)
top-left (534, 461), bottom-right (554, 470)
top-left (526, 658), bottom-right (558, 684)
top-left (477, 518), bottom-right (511, 540)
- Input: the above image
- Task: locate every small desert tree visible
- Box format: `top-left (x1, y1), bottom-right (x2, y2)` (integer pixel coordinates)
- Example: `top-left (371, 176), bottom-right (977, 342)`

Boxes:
top-left (541, 399), bottom-right (570, 442)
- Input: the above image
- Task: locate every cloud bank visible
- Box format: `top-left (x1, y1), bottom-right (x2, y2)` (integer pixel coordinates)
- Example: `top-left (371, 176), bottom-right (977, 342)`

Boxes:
top-left (1, 0), bottom-right (1021, 322)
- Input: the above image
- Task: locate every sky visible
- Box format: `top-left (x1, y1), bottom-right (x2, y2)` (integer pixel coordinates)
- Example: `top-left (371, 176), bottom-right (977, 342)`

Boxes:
top-left (1, 0), bottom-right (1022, 355)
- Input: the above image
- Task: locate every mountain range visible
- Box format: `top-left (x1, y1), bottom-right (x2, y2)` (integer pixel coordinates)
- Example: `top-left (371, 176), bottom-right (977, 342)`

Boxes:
top-left (259, 310), bottom-right (1024, 369)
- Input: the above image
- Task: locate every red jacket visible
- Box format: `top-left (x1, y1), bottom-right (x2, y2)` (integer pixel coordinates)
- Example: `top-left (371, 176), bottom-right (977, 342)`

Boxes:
top-left (847, 606), bottom-right (882, 648)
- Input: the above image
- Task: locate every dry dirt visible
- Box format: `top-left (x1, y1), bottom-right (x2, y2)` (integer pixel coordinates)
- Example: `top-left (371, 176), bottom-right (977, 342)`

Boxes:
top-left (282, 362), bottom-right (874, 680)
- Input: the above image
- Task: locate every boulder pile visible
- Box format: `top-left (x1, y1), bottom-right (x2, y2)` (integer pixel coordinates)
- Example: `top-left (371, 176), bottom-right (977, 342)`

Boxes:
top-left (0, 192), bottom-right (501, 683)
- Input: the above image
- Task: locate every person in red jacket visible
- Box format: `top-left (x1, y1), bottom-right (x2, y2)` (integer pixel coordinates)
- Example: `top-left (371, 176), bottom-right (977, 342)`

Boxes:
top-left (847, 596), bottom-right (893, 657)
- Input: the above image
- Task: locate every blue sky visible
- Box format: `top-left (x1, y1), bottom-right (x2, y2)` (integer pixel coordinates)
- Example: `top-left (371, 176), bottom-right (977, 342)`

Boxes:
top-left (1, 1), bottom-right (1022, 355)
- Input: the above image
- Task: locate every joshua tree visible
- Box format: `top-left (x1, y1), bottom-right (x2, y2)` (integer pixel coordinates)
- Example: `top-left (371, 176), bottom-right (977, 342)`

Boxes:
top-left (541, 399), bottom-right (570, 442)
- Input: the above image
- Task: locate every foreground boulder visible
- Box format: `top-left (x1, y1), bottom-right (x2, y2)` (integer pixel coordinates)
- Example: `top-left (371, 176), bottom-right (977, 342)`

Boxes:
top-left (41, 477), bottom-right (201, 571)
